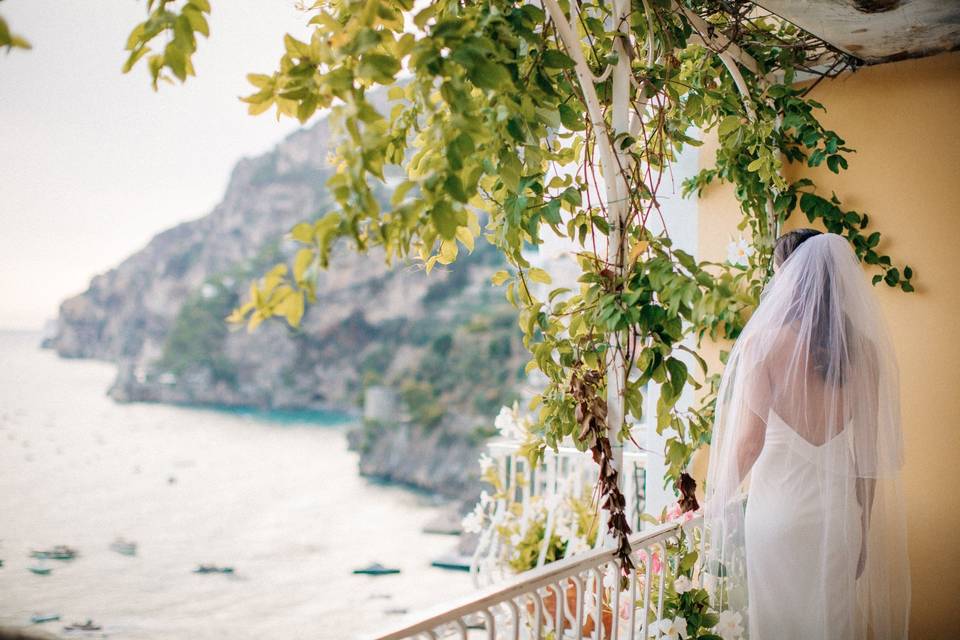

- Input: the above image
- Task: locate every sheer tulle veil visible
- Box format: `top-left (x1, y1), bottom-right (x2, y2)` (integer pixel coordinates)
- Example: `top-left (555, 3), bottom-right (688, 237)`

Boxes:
top-left (702, 233), bottom-right (910, 638)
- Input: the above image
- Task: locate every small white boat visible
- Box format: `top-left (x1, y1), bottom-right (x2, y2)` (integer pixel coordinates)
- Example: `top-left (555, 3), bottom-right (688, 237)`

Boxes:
top-left (110, 538), bottom-right (137, 556)
top-left (353, 562), bottom-right (400, 576)
top-left (31, 613), bottom-right (60, 624)
top-left (63, 619), bottom-right (101, 632)
top-left (193, 564), bottom-right (234, 574)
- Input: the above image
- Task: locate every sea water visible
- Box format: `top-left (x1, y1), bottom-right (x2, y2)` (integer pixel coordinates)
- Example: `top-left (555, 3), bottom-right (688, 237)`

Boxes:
top-left (0, 331), bottom-right (472, 638)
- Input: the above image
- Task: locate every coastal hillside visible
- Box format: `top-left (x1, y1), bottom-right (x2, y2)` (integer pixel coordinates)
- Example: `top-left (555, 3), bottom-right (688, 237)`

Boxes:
top-left (49, 115), bottom-right (525, 498)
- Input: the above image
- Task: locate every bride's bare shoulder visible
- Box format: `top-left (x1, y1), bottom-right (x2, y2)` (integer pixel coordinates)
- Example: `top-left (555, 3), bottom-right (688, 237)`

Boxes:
top-left (740, 323), bottom-right (802, 353)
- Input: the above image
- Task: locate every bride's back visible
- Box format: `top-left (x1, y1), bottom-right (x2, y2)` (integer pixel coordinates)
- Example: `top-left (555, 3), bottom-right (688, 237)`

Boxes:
top-left (763, 322), bottom-right (878, 447)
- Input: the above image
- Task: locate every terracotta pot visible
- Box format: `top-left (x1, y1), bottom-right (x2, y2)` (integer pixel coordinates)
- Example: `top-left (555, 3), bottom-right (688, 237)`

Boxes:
top-left (529, 578), bottom-right (614, 639)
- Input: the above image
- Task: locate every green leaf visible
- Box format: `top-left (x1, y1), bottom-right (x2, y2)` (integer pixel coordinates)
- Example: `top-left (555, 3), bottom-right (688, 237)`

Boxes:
top-left (561, 186), bottom-right (582, 207)
top-left (527, 268), bottom-right (552, 284)
top-left (357, 53), bottom-right (400, 83)
top-left (541, 49), bottom-right (575, 69)
top-left (183, 6), bottom-right (210, 37)
top-left (470, 59), bottom-right (510, 90)
top-left (491, 270), bottom-right (510, 286)
top-left (293, 248), bottom-right (314, 283)
top-left (543, 198), bottom-right (562, 225)
top-left (717, 115), bottom-right (740, 137)
top-left (164, 44), bottom-right (188, 81)
top-left (430, 201), bottom-right (460, 240)
top-left (666, 357), bottom-right (687, 399)
top-left (444, 173), bottom-right (469, 203)
top-left (559, 103), bottom-right (585, 131)
top-left (122, 46), bottom-right (151, 73)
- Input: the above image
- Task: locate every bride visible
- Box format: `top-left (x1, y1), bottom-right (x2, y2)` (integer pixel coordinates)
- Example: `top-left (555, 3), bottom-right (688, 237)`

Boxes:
top-left (703, 230), bottom-right (910, 639)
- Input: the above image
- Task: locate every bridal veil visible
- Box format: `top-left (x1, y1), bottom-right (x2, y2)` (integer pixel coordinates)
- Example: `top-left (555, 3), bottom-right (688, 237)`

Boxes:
top-left (702, 232), bottom-right (910, 638)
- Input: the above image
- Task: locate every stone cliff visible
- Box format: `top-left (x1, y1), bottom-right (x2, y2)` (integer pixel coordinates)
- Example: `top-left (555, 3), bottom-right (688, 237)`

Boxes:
top-left (50, 115), bottom-right (523, 499)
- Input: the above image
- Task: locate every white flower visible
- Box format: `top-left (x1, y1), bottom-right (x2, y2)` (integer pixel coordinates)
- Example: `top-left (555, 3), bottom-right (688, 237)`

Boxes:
top-left (461, 504), bottom-right (485, 534)
top-left (478, 453), bottom-right (494, 474)
top-left (651, 616), bottom-right (688, 639)
top-left (603, 567), bottom-right (617, 589)
top-left (494, 406), bottom-right (516, 438)
top-left (479, 490), bottom-right (492, 507)
top-left (553, 521), bottom-right (573, 542)
top-left (726, 235), bottom-right (755, 267)
top-left (673, 575), bottom-right (694, 594)
top-left (565, 535), bottom-right (590, 556)
top-left (494, 403), bottom-right (533, 440)
top-left (714, 610), bottom-right (744, 639)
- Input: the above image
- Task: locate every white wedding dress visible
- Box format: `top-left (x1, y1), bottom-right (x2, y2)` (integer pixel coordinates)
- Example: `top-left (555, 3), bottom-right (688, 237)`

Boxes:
top-left (744, 409), bottom-right (861, 639)
top-left (704, 233), bottom-right (910, 640)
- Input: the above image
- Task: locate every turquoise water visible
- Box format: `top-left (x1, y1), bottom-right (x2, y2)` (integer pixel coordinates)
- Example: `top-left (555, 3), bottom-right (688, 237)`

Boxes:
top-left (0, 331), bottom-right (472, 639)
top-left (181, 404), bottom-right (355, 426)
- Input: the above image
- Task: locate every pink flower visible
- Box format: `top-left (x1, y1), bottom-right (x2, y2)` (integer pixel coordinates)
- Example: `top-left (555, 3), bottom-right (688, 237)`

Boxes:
top-left (664, 501), bottom-right (697, 524)
top-left (637, 550), bottom-right (662, 575)
top-left (666, 503), bottom-right (683, 522)
top-left (619, 598), bottom-right (633, 621)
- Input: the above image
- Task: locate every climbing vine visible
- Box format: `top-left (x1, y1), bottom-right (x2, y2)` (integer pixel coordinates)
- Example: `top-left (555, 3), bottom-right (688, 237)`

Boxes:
top-left (117, 0), bottom-right (915, 569)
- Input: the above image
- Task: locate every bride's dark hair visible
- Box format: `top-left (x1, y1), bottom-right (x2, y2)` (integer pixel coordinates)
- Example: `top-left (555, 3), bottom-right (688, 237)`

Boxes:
top-left (774, 227), bottom-right (821, 266)
top-left (774, 228), bottom-right (848, 384)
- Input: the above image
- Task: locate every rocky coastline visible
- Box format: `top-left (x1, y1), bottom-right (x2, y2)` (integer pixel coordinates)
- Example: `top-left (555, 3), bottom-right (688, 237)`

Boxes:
top-left (48, 112), bottom-right (521, 503)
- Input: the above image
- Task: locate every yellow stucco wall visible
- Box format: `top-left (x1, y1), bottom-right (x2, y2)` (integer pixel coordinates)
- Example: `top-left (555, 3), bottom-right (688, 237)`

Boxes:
top-left (696, 51), bottom-right (960, 636)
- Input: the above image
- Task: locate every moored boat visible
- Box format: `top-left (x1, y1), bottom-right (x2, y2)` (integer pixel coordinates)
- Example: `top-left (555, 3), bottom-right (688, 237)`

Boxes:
top-left (192, 564), bottom-right (234, 574)
top-left (109, 538), bottom-right (137, 556)
top-left (30, 545), bottom-right (78, 560)
top-left (430, 553), bottom-right (472, 572)
top-left (353, 562), bottom-right (401, 576)
top-left (30, 613), bottom-right (60, 624)
top-left (63, 619), bottom-right (101, 632)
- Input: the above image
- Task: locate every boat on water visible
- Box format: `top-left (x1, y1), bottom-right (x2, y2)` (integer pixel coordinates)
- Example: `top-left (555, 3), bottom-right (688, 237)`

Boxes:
top-left (430, 553), bottom-right (472, 572)
top-left (109, 538), bottom-right (137, 556)
top-left (30, 613), bottom-right (60, 624)
top-left (353, 562), bottom-right (401, 576)
top-left (63, 620), bottom-right (101, 632)
top-left (30, 545), bottom-right (78, 560)
top-left (193, 564), bottom-right (234, 574)
top-left (28, 566), bottom-right (52, 575)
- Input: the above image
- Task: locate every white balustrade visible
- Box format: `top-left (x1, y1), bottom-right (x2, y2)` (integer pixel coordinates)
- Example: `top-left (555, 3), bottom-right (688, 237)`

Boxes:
top-left (471, 441), bottom-right (649, 588)
top-left (368, 516), bottom-right (704, 640)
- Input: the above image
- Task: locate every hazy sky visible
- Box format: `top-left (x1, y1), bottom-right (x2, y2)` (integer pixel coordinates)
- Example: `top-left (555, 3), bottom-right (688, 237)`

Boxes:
top-left (0, 1), bottom-right (313, 329)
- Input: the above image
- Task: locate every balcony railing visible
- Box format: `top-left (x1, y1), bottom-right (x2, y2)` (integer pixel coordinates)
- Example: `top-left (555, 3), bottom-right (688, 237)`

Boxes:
top-left (369, 516), bottom-right (704, 640)
top-left (471, 441), bottom-right (648, 588)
